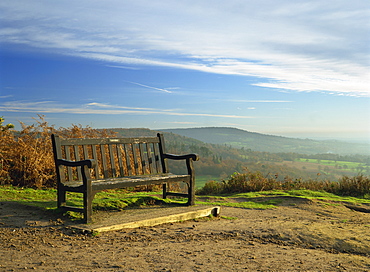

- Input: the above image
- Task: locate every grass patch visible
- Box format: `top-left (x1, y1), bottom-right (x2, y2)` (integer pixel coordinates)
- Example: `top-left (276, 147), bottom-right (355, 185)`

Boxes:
top-left (221, 216), bottom-right (238, 220)
top-left (2, 185), bottom-right (369, 220)
top-left (285, 189), bottom-right (370, 204)
top-left (196, 200), bottom-right (277, 209)
top-left (0, 185), bottom-right (180, 215)
top-left (239, 189), bottom-right (370, 204)
top-left (196, 189), bottom-right (370, 209)
top-left (63, 190), bottom-right (175, 211)
top-left (0, 185), bottom-right (57, 209)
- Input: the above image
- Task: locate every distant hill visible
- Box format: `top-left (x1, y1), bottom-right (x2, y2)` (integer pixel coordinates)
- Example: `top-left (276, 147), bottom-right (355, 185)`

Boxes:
top-left (103, 127), bottom-right (370, 180)
top-left (160, 127), bottom-right (370, 155)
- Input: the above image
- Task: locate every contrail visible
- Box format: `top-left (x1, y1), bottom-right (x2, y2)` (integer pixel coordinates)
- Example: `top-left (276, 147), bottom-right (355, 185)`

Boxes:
top-left (127, 81), bottom-right (172, 93)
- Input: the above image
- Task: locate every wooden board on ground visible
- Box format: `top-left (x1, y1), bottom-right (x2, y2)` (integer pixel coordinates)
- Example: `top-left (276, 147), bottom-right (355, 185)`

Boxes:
top-left (73, 205), bottom-right (220, 233)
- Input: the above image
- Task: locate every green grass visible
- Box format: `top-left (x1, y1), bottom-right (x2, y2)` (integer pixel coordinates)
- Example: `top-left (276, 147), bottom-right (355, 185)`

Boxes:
top-left (0, 186), bottom-right (57, 209)
top-left (195, 199), bottom-right (279, 209)
top-left (0, 186), bottom-right (178, 213)
top-left (1, 186), bottom-right (369, 218)
top-left (195, 189), bottom-right (370, 210)
top-left (234, 189), bottom-right (370, 204)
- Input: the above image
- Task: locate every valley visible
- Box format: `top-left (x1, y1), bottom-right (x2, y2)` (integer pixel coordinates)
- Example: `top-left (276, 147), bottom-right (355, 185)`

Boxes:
top-left (110, 127), bottom-right (370, 184)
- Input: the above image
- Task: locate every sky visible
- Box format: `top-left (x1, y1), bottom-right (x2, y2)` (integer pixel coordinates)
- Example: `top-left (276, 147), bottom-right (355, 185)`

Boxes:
top-left (0, 0), bottom-right (369, 143)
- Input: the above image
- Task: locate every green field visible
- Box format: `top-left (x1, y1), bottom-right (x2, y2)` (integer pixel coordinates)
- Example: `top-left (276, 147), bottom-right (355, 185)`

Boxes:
top-left (296, 158), bottom-right (367, 171)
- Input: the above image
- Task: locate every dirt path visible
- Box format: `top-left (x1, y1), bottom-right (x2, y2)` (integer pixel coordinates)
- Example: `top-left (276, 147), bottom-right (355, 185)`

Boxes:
top-left (1, 197), bottom-right (370, 271)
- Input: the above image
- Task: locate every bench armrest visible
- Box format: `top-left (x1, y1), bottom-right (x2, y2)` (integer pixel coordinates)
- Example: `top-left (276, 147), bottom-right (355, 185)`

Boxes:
top-left (56, 159), bottom-right (96, 168)
top-left (163, 153), bottom-right (199, 161)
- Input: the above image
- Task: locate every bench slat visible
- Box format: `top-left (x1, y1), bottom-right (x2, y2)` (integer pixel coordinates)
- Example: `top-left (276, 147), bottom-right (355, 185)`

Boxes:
top-left (64, 145), bottom-right (73, 182)
top-left (124, 144), bottom-right (132, 176)
top-left (100, 144), bottom-right (109, 178)
top-left (91, 174), bottom-right (190, 191)
top-left (91, 144), bottom-right (99, 179)
top-left (73, 145), bottom-right (82, 181)
top-left (108, 144), bottom-right (116, 177)
top-left (132, 143), bottom-right (140, 175)
top-left (60, 174), bottom-right (190, 189)
top-left (116, 144), bottom-right (125, 176)
top-left (139, 143), bottom-right (147, 174)
top-left (59, 136), bottom-right (160, 145)
top-left (153, 142), bottom-right (161, 173)
top-left (146, 143), bottom-right (153, 174)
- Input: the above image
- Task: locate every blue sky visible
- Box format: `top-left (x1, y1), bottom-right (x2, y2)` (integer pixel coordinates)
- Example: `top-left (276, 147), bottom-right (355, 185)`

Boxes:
top-left (0, 0), bottom-right (369, 142)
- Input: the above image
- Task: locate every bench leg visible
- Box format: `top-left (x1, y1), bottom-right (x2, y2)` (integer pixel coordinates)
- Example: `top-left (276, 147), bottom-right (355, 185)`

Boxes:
top-left (57, 184), bottom-right (66, 208)
top-left (83, 189), bottom-right (94, 224)
top-left (162, 183), bottom-right (167, 199)
top-left (187, 179), bottom-right (195, 206)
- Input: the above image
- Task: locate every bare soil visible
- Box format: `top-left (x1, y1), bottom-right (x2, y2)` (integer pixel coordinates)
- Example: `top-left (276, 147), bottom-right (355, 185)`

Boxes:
top-left (1, 196), bottom-right (370, 271)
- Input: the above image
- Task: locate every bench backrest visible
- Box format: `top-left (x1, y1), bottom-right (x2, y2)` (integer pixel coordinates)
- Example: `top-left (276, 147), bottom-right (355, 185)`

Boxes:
top-left (51, 133), bottom-right (168, 183)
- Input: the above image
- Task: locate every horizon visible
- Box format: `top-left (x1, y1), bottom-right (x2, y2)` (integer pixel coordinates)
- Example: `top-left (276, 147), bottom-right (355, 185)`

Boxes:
top-left (1, 1), bottom-right (369, 144)
top-left (100, 126), bottom-right (370, 145)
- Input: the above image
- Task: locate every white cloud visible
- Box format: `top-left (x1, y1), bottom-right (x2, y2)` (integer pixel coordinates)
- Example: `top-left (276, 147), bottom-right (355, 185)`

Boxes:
top-left (0, 95), bottom-right (13, 99)
top-left (1, 0), bottom-right (369, 96)
top-left (0, 100), bottom-right (254, 119)
top-left (228, 99), bottom-right (292, 103)
top-left (126, 81), bottom-right (172, 94)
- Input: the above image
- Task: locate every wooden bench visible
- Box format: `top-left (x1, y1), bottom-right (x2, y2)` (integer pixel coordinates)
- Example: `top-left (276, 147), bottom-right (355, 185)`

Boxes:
top-left (51, 133), bottom-right (199, 223)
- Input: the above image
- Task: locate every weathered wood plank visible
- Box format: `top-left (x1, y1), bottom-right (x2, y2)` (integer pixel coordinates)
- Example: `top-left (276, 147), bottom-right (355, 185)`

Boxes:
top-left (91, 174), bottom-right (190, 191)
top-left (108, 144), bottom-right (116, 177)
top-left (100, 144), bottom-right (109, 178)
top-left (139, 143), bottom-right (147, 174)
top-left (116, 144), bottom-right (125, 176)
top-left (73, 145), bottom-right (82, 181)
top-left (91, 144), bottom-right (100, 179)
top-left (132, 144), bottom-right (140, 175)
top-left (59, 136), bottom-right (160, 146)
top-left (125, 144), bottom-right (133, 176)
top-left (146, 143), bottom-right (154, 174)
top-left (153, 142), bottom-right (161, 174)
top-left (64, 145), bottom-right (73, 182)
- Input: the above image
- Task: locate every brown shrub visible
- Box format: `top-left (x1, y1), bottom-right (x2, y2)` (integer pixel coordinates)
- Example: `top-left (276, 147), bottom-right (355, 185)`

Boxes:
top-left (197, 169), bottom-right (369, 198)
top-left (336, 174), bottom-right (370, 197)
top-left (0, 115), bottom-right (116, 188)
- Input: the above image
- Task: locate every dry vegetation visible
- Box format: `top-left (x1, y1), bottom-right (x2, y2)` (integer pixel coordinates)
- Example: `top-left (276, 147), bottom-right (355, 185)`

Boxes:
top-left (197, 170), bottom-right (370, 198)
top-left (0, 115), bottom-right (116, 188)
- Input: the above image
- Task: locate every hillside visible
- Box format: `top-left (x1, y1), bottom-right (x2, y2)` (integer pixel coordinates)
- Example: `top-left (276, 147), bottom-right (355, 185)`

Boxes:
top-left (160, 127), bottom-right (370, 155)
top-left (106, 127), bottom-right (370, 181)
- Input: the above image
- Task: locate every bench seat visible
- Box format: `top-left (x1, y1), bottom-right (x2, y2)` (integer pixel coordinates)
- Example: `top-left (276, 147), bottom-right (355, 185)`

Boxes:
top-left (61, 173), bottom-right (190, 190)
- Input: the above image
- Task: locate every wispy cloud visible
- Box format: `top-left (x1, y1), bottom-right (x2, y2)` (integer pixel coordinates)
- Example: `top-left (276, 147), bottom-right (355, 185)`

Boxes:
top-left (0, 101), bottom-right (254, 119)
top-left (106, 65), bottom-right (140, 70)
top-left (0, 95), bottom-right (13, 99)
top-left (1, 1), bottom-right (369, 96)
top-left (126, 81), bottom-right (172, 94)
top-left (228, 99), bottom-right (293, 103)
top-left (166, 121), bottom-right (198, 125)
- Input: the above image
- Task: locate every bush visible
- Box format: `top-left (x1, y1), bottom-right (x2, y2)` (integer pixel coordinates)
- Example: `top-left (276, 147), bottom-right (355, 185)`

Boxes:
top-left (197, 169), bottom-right (369, 198)
top-left (197, 180), bottom-right (224, 195)
top-left (0, 115), bottom-right (116, 188)
top-left (336, 174), bottom-right (370, 197)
